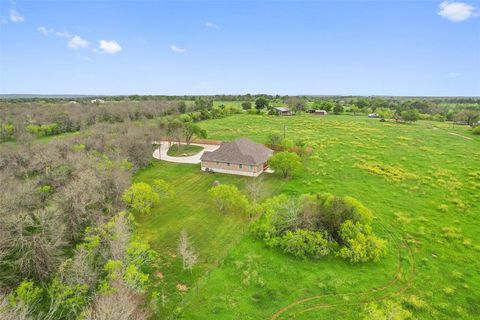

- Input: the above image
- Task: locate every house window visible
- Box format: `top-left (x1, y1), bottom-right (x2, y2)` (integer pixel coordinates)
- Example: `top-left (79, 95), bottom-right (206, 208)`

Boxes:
top-left (249, 165), bottom-right (253, 171)
top-left (239, 164), bottom-right (243, 169)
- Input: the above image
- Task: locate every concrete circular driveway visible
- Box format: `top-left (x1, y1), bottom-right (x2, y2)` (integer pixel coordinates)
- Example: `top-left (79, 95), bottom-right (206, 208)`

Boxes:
top-left (152, 141), bottom-right (220, 164)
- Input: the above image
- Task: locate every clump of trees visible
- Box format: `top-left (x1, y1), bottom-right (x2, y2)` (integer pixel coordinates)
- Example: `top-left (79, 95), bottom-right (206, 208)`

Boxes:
top-left (0, 121), bottom-right (160, 319)
top-left (252, 193), bottom-right (387, 262)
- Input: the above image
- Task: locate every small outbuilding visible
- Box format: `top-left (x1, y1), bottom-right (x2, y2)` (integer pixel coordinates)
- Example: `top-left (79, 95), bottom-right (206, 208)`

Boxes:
top-left (313, 109), bottom-right (328, 116)
top-left (200, 138), bottom-right (273, 177)
top-left (274, 107), bottom-right (293, 116)
top-left (368, 113), bottom-right (379, 118)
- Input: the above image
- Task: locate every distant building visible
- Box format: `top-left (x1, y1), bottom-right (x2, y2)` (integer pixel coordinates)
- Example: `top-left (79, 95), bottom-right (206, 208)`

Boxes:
top-left (200, 138), bottom-right (273, 177)
top-left (91, 99), bottom-right (105, 104)
top-left (273, 107), bottom-right (293, 116)
top-left (313, 109), bottom-right (328, 116)
top-left (68, 101), bottom-right (78, 104)
top-left (368, 113), bottom-right (379, 118)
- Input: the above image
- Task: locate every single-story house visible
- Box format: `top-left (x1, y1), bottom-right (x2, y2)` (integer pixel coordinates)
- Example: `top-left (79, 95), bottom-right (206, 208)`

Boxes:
top-left (200, 138), bottom-right (273, 177)
top-left (313, 109), bottom-right (328, 116)
top-left (274, 107), bottom-right (293, 116)
top-left (368, 113), bottom-right (379, 118)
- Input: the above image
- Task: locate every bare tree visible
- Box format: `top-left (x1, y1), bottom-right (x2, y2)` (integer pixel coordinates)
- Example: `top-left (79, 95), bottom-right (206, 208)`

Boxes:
top-left (0, 207), bottom-right (66, 283)
top-left (178, 230), bottom-right (198, 275)
top-left (84, 280), bottom-right (149, 320)
top-left (246, 178), bottom-right (266, 203)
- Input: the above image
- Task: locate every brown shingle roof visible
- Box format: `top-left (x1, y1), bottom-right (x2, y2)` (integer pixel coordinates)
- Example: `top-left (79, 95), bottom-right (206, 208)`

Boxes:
top-left (201, 138), bottom-right (273, 165)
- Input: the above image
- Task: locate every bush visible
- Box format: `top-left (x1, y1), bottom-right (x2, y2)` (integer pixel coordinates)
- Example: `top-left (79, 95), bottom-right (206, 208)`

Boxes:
top-left (276, 229), bottom-right (330, 259)
top-left (253, 193), bottom-right (387, 263)
top-left (472, 126), bottom-right (480, 135)
top-left (208, 184), bottom-right (249, 214)
top-left (268, 151), bottom-right (301, 178)
top-left (337, 220), bottom-right (388, 263)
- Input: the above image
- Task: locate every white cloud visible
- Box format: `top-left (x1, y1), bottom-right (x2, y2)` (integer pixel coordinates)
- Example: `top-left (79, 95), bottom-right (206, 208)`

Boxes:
top-left (56, 30), bottom-right (71, 38)
top-left (205, 21), bottom-right (219, 29)
top-left (98, 40), bottom-right (122, 54)
top-left (9, 9), bottom-right (24, 22)
top-left (170, 44), bottom-right (187, 53)
top-left (68, 35), bottom-right (89, 49)
top-left (38, 26), bottom-right (71, 38)
top-left (38, 26), bottom-right (54, 36)
top-left (438, 1), bottom-right (477, 22)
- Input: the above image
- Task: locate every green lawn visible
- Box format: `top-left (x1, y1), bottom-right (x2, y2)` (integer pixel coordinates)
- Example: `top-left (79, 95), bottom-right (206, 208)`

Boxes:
top-left (166, 144), bottom-right (204, 157)
top-left (134, 114), bottom-right (480, 319)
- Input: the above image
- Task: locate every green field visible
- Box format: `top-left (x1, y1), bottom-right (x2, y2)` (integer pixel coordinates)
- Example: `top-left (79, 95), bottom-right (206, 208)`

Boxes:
top-left (134, 114), bottom-right (480, 319)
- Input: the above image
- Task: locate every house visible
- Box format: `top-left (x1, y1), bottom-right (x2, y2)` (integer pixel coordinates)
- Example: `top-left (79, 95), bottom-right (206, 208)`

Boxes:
top-left (200, 138), bottom-right (273, 177)
top-left (313, 109), bottom-right (328, 116)
top-left (91, 98), bottom-right (105, 104)
top-left (368, 113), bottom-right (379, 118)
top-left (274, 107), bottom-right (293, 116)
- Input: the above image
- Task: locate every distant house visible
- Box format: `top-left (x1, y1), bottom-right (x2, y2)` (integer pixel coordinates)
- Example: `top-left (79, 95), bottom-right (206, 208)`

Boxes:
top-left (91, 99), bottom-right (105, 104)
top-left (368, 113), bottom-right (379, 118)
top-left (200, 138), bottom-right (273, 177)
top-left (313, 109), bottom-right (328, 116)
top-left (274, 107), bottom-right (293, 116)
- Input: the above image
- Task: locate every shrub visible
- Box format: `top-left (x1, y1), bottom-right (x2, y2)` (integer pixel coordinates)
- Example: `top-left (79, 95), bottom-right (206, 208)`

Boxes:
top-left (472, 126), bottom-right (480, 135)
top-left (276, 229), bottom-right (330, 259)
top-left (268, 151), bottom-right (301, 178)
top-left (337, 220), bottom-right (388, 263)
top-left (208, 184), bottom-right (249, 214)
top-left (253, 194), bottom-right (387, 263)
top-left (122, 183), bottom-right (160, 215)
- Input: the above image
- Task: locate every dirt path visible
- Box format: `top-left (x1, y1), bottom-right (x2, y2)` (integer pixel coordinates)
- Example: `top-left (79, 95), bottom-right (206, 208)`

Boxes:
top-left (271, 242), bottom-right (415, 319)
top-left (446, 132), bottom-right (473, 140)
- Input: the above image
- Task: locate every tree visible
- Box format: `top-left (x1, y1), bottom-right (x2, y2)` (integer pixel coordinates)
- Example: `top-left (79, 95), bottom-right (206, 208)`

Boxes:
top-left (178, 230), bottom-right (198, 275)
top-left (241, 101), bottom-right (252, 110)
top-left (266, 133), bottom-right (282, 146)
top-left (85, 280), bottom-right (149, 320)
top-left (122, 183), bottom-right (160, 215)
top-left (377, 108), bottom-right (393, 119)
top-left (454, 109), bottom-right (480, 127)
top-left (401, 109), bottom-right (419, 122)
top-left (177, 101), bottom-right (187, 114)
top-left (333, 105), bottom-right (344, 114)
top-left (255, 97), bottom-right (269, 110)
top-left (208, 184), bottom-right (249, 214)
top-left (285, 97), bottom-right (307, 112)
top-left (268, 151), bottom-right (301, 178)
top-left (183, 123), bottom-right (207, 145)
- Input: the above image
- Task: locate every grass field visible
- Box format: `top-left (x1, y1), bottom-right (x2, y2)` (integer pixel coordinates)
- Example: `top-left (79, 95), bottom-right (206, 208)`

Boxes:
top-left (133, 114), bottom-right (480, 319)
top-left (166, 144), bottom-right (204, 157)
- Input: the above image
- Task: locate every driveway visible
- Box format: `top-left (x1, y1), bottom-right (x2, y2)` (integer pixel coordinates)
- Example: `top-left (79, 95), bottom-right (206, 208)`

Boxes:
top-left (152, 141), bottom-right (220, 164)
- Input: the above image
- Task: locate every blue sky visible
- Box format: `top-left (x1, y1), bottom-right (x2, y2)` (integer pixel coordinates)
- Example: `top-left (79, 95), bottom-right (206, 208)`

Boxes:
top-left (1, 0), bottom-right (479, 96)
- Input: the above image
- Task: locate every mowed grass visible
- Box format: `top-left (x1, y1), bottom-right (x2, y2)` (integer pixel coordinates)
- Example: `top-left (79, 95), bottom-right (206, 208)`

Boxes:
top-left (166, 144), bottom-right (204, 157)
top-left (134, 114), bottom-right (480, 319)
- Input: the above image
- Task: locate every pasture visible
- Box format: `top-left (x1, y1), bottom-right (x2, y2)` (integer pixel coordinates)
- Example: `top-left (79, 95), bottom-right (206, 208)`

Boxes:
top-left (134, 114), bottom-right (480, 319)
